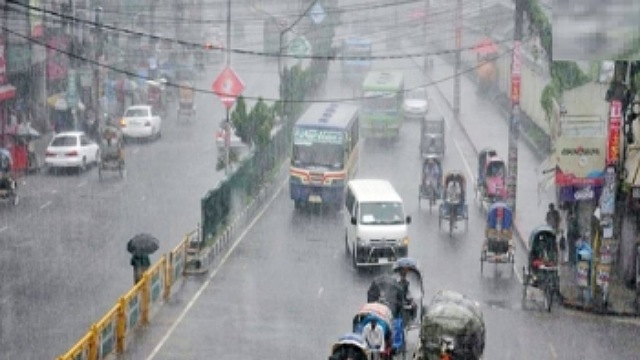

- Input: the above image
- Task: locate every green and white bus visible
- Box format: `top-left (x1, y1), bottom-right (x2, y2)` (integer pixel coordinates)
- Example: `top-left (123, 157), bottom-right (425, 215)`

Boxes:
top-left (290, 103), bottom-right (361, 210)
top-left (361, 71), bottom-right (405, 139)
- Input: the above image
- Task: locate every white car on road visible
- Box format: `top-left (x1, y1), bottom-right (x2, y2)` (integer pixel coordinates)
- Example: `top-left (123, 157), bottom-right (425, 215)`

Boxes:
top-left (45, 132), bottom-right (100, 171)
top-left (119, 105), bottom-right (162, 140)
top-left (403, 87), bottom-right (429, 120)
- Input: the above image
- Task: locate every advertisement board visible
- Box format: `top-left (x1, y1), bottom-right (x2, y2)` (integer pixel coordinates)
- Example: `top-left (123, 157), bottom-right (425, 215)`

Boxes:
top-left (554, 136), bottom-right (606, 186)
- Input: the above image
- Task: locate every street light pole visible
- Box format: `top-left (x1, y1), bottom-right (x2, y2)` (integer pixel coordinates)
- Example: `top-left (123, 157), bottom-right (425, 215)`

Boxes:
top-left (93, 7), bottom-right (103, 129)
top-left (507, 0), bottom-right (524, 215)
top-left (224, 0), bottom-right (231, 175)
top-left (453, 0), bottom-right (462, 120)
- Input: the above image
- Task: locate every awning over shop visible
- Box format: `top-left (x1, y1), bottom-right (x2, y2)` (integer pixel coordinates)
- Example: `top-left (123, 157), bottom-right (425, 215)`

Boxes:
top-left (0, 85), bottom-right (17, 102)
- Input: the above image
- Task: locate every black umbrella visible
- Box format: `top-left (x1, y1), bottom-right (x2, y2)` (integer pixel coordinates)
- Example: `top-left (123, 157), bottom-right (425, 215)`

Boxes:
top-left (127, 233), bottom-right (160, 255)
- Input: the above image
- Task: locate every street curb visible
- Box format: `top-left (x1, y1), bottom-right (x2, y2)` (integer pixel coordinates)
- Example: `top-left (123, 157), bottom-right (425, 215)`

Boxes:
top-left (427, 56), bottom-right (640, 316)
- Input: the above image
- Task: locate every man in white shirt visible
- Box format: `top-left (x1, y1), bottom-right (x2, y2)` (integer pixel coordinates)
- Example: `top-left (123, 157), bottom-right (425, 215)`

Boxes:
top-left (362, 319), bottom-right (385, 351)
top-left (446, 180), bottom-right (462, 204)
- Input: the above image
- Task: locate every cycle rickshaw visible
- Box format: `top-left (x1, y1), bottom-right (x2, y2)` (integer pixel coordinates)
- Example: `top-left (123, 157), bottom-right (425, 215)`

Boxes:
top-left (480, 202), bottom-right (515, 274)
top-left (392, 258), bottom-right (425, 332)
top-left (475, 148), bottom-right (506, 210)
top-left (438, 171), bottom-right (469, 237)
top-left (98, 125), bottom-right (125, 180)
top-left (0, 148), bottom-right (18, 206)
top-left (365, 275), bottom-right (408, 359)
top-left (522, 225), bottom-right (560, 311)
top-left (328, 333), bottom-right (370, 360)
top-left (418, 155), bottom-right (442, 212)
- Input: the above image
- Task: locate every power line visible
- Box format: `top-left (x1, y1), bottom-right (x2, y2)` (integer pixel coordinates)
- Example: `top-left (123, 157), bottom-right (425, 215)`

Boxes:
top-left (3, 22), bottom-right (517, 104)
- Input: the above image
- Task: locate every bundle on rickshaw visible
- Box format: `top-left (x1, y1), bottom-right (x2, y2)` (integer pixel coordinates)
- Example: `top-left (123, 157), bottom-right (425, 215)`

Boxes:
top-left (414, 290), bottom-right (485, 360)
top-left (0, 148), bottom-right (18, 206)
top-left (481, 202), bottom-right (515, 273)
top-left (522, 225), bottom-right (560, 311)
top-left (328, 333), bottom-right (370, 360)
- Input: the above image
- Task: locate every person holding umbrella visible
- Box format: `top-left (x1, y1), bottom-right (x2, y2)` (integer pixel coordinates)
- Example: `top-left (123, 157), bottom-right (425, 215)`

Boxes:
top-left (127, 233), bottom-right (160, 285)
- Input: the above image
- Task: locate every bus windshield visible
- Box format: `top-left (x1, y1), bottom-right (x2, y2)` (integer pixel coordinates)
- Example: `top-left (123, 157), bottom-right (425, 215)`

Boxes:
top-left (362, 92), bottom-right (398, 113)
top-left (359, 202), bottom-right (405, 225)
top-left (292, 143), bottom-right (344, 170)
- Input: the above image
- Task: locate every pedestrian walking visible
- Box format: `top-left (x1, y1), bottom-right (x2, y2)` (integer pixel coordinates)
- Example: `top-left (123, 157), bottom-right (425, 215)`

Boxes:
top-left (130, 254), bottom-right (151, 284)
top-left (566, 207), bottom-right (580, 265)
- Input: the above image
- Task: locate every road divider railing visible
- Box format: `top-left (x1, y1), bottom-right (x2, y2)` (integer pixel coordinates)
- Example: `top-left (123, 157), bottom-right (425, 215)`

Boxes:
top-left (57, 235), bottom-right (189, 360)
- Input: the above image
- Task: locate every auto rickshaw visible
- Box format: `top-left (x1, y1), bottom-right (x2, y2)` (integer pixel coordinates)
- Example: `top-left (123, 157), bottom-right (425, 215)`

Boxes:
top-left (522, 225), bottom-right (560, 312)
top-left (413, 290), bottom-right (486, 360)
top-left (420, 114), bottom-right (445, 159)
top-left (480, 202), bottom-right (515, 274)
top-left (439, 171), bottom-right (469, 237)
top-left (419, 155), bottom-right (443, 212)
top-left (328, 333), bottom-right (370, 360)
top-left (0, 148), bottom-right (18, 206)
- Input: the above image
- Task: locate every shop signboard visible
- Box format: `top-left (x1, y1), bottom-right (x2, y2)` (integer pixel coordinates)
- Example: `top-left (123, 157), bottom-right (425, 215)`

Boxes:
top-left (606, 100), bottom-right (622, 165)
top-left (0, 38), bottom-right (6, 85)
top-left (29, 0), bottom-right (44, 38)
top-left (576, 261), bottom-right (590, 287)
top-left (47, 36), bottom-right (70, 81)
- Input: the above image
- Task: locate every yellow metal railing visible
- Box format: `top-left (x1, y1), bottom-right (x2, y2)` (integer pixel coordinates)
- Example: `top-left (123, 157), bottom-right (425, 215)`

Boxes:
top-left (57, 234), bottom-right (190, 360)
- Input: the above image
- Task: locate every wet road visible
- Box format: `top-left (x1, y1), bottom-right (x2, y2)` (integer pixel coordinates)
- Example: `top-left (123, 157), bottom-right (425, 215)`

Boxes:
top-left (0, 3), bottom-right (278, 358)
top-left (120, 3), bottom-right (640, 359)
top-left (553, 0), bottom-right (640, 60)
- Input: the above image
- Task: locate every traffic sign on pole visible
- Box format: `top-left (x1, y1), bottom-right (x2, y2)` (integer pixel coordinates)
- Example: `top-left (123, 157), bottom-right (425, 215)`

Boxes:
top-left (309, 2), bottom-right (326, 24)
top-left (212, 66), bottom-right (245, 109)
top-left (287, 35), bottom-right (312, 58)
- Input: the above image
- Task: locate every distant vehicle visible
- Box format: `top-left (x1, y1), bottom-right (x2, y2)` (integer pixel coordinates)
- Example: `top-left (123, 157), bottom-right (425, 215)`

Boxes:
top-left (403, 87), bottom-right (429, 120)
top-left (119, 105), bottom-right (162, 140)
top-left (215, 122), bottom-right (245, 151)
top-left (340, 36), bottom-right (372, 89)
top-left (45, 132), bottom-right (100, 172)
top-left (289, 103), bottom-right (361, 211)
top-left (361, 71), bottom-right (405, 139)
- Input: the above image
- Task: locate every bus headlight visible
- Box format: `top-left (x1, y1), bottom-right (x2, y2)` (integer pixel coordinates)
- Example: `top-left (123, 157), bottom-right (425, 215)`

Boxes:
top-left (401, 237), bottom-right (410, 246)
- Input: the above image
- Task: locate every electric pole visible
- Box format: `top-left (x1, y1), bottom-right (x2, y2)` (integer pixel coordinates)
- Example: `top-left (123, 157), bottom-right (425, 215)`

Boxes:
top-left (224, 0), bottom-right (231, 175)
top-left (453, 0), bottom-right (462, 120)
top-left (507, 0), bottom-right (524, 214)
top-left (93, 7), bottom-right (103, 129)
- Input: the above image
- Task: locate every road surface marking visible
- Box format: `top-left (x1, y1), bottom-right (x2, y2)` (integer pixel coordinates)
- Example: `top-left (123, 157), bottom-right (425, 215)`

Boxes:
top-left (40, 201), bottom-right (52, 210)
top-left (318, 287), bottom-right (324, 298)
top-left (145, 176), bottom-right (287, 360)
top-left (433, 98), bottom-right (475, 183)
top-left (548, 343), bottom-right (558, 359)
top-left (77, 181), bottom-right (87, 188)
top-left (513, 263), bottom-right (523, 284)
top-left (0, 226), bottom-right (7, 233)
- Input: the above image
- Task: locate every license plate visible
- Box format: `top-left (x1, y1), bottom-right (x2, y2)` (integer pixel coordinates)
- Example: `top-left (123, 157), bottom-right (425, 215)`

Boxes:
top-left (308, 195), bottom-right (322, 203)
top-left (378, 258), bottom-right (388, 264)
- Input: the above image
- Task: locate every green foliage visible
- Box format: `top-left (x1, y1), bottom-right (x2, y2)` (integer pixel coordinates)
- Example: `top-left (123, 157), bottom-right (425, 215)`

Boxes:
top-left (523, 0), bottom-right (552, 64)
top-left (541, 80), bottom-right (560, 122)
top-left (550, 61), bottom-right (590, 90)
top-left (231, 96), bottom-right (250, 143)
top-left (215, 149), bottom-right (239, 171)
top-left (248, 98), bottom-right (275, 149)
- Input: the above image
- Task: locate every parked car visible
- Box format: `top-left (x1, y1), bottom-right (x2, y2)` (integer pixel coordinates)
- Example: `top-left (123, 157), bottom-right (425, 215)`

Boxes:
top-left (403, 87), bottom-right (429, 119)
top-left (215, 122), bottom-right (246, 151)
top-left (45, 131), bottom-right (100, 171)
top-left (119, 105), bottom-right (162, 140)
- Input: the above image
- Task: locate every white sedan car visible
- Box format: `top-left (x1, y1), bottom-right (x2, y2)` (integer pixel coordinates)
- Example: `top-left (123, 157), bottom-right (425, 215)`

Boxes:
top-left (120, 105), bottom-right (162, 140)
top-left (403, 87), bottom-right (429, 120)
top-left (45, 132), bottom-right (100, 171)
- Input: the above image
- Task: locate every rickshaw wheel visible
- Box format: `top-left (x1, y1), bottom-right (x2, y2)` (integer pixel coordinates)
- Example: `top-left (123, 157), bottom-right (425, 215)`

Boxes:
top-left (448, 216), bottom-right (454, 237)
top-left (544, 281), bottom-right (553, 312)
top-left (480, 255), bottom-right (484, 274)
top-left (12, 194), bottom-right (19, 206)
top-left (98, 166), bottom-right (103, 180)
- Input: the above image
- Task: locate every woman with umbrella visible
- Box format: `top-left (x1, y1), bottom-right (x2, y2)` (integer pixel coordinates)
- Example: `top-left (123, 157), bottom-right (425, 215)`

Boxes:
top-left (128, 233), bottom-right (159, 284)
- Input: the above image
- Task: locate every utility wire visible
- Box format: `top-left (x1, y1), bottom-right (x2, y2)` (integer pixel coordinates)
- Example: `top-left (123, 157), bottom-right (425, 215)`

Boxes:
top-left (3, 23), bottom-right (517, 104)
top-left (6, 2), bottom-right (515, 61)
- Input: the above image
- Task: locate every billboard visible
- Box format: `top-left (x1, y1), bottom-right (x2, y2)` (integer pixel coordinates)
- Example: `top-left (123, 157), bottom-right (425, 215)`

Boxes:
top-left (555, 137), bottom-right (606, 186)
